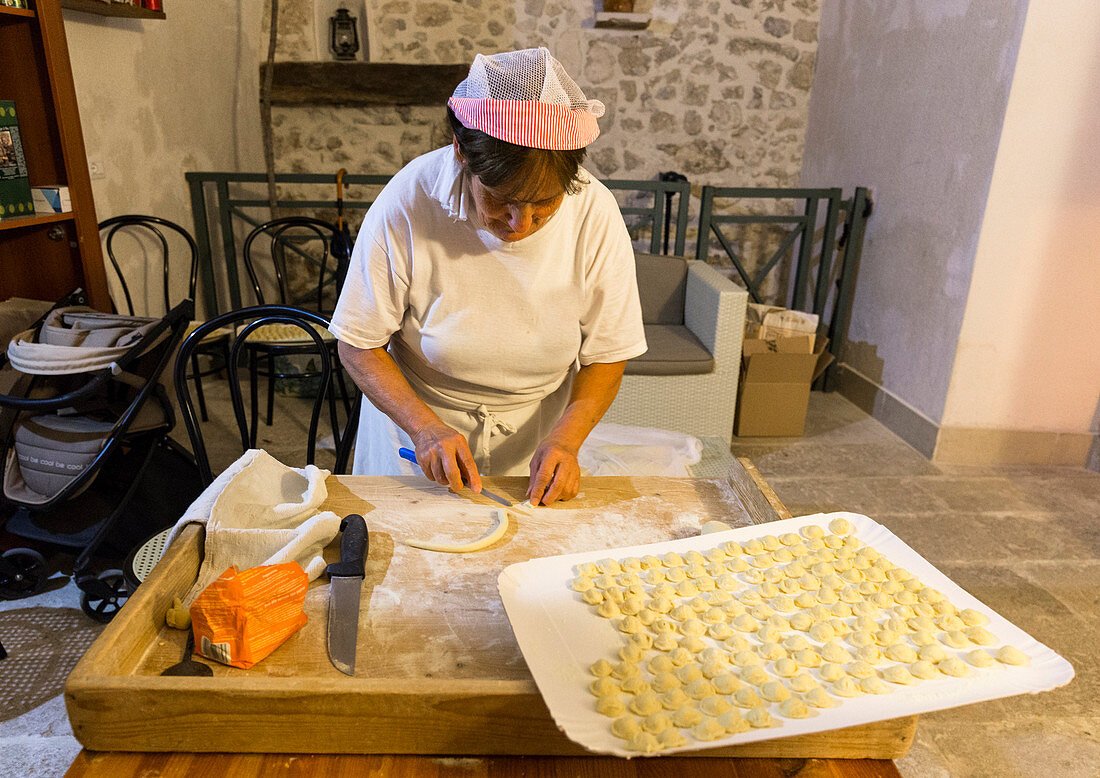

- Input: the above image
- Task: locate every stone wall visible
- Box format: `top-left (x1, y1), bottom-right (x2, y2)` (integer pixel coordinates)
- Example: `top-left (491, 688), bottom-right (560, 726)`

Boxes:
top-left (264, 0), bottom-right (821, 276)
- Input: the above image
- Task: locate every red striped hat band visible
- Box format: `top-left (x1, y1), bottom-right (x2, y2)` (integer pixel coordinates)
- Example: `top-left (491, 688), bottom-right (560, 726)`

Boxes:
top-left (449, 97), bottom-right (600, 151)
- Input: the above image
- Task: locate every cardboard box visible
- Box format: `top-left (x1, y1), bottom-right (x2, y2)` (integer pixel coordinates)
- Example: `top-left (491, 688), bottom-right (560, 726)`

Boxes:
top-left (734, 330), bottom-right (834, 437)
top-left (31, 185), bottom-right (71, 215)
top-left (746, 303), bottom-right (819, 343)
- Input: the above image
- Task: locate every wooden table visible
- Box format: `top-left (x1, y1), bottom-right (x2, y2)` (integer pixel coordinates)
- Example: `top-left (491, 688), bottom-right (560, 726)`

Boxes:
top-left (65, 459), bottom-right (906, 778)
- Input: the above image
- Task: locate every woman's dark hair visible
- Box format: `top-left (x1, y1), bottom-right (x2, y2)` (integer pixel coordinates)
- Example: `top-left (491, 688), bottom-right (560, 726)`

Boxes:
top-left (447, 106), bottom-right (588, 200)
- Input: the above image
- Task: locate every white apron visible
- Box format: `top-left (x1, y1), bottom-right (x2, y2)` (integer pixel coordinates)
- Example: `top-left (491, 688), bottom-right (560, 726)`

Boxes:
top-left (350, 360), bottom-right (574, 477)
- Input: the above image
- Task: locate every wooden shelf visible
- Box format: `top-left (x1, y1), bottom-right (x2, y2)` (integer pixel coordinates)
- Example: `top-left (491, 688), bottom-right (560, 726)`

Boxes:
top-left (0, 212), bottom-right (74, 232)
top-left (0, 0), bottom-right (110, 309)
top-left (0, 6), bottom-right (36, 20)
top-left (60, 1), bottom-right (164, 19)
top-left (593, 11), bottom-right (650, 30)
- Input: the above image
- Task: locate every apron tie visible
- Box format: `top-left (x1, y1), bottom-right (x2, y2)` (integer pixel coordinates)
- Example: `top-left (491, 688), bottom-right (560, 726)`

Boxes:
top-left (473, 404), bottom-right (517, 463)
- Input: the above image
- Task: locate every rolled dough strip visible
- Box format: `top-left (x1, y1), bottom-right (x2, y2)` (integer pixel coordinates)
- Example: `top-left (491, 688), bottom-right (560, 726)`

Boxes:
top-left (406, 508), bottom-right (509, 553)
top-left (701, 520), bottom-right (733, 534)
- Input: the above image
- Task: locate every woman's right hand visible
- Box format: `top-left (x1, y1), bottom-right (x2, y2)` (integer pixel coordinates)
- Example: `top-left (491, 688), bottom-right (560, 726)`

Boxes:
top-left (411, 422), bottom-right (482, 495)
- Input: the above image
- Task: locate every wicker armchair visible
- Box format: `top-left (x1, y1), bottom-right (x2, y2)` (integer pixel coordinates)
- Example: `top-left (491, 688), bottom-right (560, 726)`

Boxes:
top-left (603, 254), bottom-right (748, 444)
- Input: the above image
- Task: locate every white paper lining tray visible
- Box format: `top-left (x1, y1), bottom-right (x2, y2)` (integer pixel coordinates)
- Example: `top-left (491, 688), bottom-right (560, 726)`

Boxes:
top-left (497, 511), bottom-right (1075, 757)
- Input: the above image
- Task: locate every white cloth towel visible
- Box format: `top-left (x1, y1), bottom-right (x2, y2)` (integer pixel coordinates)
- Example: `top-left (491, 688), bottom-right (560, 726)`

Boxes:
top-left (163, 449), bottom-right (342, 606)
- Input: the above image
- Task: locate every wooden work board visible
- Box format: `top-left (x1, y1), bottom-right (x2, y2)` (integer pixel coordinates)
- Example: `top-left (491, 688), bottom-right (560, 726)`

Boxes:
top-left (65, 464), bottom-right (916, 758)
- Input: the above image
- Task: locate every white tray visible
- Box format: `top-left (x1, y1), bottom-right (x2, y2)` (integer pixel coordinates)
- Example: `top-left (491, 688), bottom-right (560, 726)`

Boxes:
top-left (497, 512), bottom-right (1075, 757)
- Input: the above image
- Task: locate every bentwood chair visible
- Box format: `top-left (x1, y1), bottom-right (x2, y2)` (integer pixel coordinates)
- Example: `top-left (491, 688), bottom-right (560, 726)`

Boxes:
top-left (239, 217), bottom-right (352, 434)
top-left (99, 215), bottom-right (231, 421)
top-left (173, 305), bottom-right (359, 485)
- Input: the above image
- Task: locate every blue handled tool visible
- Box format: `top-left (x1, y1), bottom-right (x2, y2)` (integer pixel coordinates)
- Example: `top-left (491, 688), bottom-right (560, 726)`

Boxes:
top-left (398, 447), bottom-right (515, 509)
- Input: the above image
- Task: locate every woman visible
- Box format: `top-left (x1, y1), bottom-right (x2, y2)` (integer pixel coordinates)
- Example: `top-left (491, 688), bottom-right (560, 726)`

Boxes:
top-left (330, 47), bottom-right (646, 505)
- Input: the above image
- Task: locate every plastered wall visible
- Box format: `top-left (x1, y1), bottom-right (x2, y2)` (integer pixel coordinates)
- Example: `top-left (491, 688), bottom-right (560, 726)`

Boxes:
top-left (940, 0), bottom-right (1100, 438)
top-left (800, 1), bottom-right (1029, 427)
top-left (63, 2), bottom-right (266, 315)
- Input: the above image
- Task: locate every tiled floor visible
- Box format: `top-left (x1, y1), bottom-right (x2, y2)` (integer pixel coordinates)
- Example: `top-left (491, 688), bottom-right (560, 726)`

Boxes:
top-left (2, 387), bottom-right (1097, 776)
top-left (733, 392), bottom-right (1100, 778)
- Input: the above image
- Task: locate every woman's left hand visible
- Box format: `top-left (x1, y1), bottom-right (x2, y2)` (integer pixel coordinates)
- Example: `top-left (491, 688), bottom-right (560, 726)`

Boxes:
top-left (528, 437), bottom-right (581, 505)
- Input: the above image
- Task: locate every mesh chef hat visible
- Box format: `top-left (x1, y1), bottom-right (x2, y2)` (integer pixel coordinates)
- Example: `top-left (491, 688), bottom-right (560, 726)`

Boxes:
top-left (449, 47), bottom-right (604, 150)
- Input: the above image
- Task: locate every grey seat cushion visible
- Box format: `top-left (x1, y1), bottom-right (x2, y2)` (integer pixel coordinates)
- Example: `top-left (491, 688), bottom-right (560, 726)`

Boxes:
top-left (625, 324), bottom-right (715, 376)
top-left (635, 253), bottom-right (687, 325)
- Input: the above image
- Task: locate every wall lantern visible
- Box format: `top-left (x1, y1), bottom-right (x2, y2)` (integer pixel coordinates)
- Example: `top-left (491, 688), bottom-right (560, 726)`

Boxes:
top-left (330, 8), bottom-right (360, 61)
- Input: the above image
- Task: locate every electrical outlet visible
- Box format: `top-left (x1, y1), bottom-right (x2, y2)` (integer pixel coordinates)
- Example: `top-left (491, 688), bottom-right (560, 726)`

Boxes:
top-left (88, 160), bottom-right (106, 180)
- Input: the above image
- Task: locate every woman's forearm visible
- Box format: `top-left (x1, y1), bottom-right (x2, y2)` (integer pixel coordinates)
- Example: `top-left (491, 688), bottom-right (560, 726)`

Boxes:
top-left (526, 360), bottom-right (625, 505)
top-left (546, 360), bottom-right (626, 452)
top-left (336, 341), bottom-right (440, 438)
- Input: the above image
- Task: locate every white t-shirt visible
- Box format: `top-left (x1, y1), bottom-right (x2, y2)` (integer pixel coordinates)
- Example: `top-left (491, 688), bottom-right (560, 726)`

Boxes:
top-left (329, 145), bottom-right (646, 475)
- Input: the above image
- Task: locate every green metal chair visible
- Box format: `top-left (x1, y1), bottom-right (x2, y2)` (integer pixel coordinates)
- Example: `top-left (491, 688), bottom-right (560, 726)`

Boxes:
top-left (604, 174), bottom-right (691, 256)
top-left (694, 186), bottom-right (872, 388)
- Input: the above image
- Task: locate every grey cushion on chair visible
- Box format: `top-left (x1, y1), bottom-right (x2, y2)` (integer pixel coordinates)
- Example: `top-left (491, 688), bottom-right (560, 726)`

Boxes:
top-left (635, 253), bottom-right (687, 325)
top-left (605, 260), bottom-right (748, 443)
top-left (627, 253), bottom-right (713, 376)
top-left (626, 324), bottom-right (715, 376)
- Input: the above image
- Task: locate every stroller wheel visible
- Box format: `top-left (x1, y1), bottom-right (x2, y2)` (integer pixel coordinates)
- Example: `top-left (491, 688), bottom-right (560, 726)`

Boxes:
top-left (80, 569), bottom-right (130, 623)
top-left (0, 548), bottom-right (47, 600)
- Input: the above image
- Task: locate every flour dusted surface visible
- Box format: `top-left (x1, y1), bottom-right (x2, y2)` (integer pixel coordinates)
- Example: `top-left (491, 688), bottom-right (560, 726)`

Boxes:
top-left (205, 476), bottom-right (750, 682)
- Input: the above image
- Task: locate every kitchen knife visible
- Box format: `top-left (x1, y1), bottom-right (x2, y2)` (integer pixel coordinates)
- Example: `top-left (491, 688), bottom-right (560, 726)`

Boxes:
top-left (398, 446), bottom-right (515, 509)
top-left (326, 514), bottom-right (368, 676)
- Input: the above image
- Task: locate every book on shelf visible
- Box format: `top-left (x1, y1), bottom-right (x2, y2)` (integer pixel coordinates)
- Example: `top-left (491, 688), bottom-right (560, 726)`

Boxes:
top-left (1, 2), bottom-right (30, 10)
top-left (0, 101), bottom-right (34, 221)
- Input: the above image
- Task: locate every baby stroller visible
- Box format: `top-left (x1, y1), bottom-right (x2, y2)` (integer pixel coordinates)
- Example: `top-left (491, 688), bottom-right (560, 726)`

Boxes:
top-left (0, 290), bottom-right (192, 621)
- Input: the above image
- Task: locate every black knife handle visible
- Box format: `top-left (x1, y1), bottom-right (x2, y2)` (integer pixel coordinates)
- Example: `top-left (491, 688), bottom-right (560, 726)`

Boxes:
top-left (327, 514), bottom-right (368, 578)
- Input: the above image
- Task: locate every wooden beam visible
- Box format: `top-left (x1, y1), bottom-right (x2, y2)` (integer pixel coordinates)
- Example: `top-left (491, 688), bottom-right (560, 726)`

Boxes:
top-left (262, 62), bottom-right (468, 106)
top-left (67, 751), bottom-right (906, 778)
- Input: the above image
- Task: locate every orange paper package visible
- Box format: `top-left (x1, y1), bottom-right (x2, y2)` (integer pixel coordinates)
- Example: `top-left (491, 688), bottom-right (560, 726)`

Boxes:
top-left (190, 562), bottom-right (309, 669)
